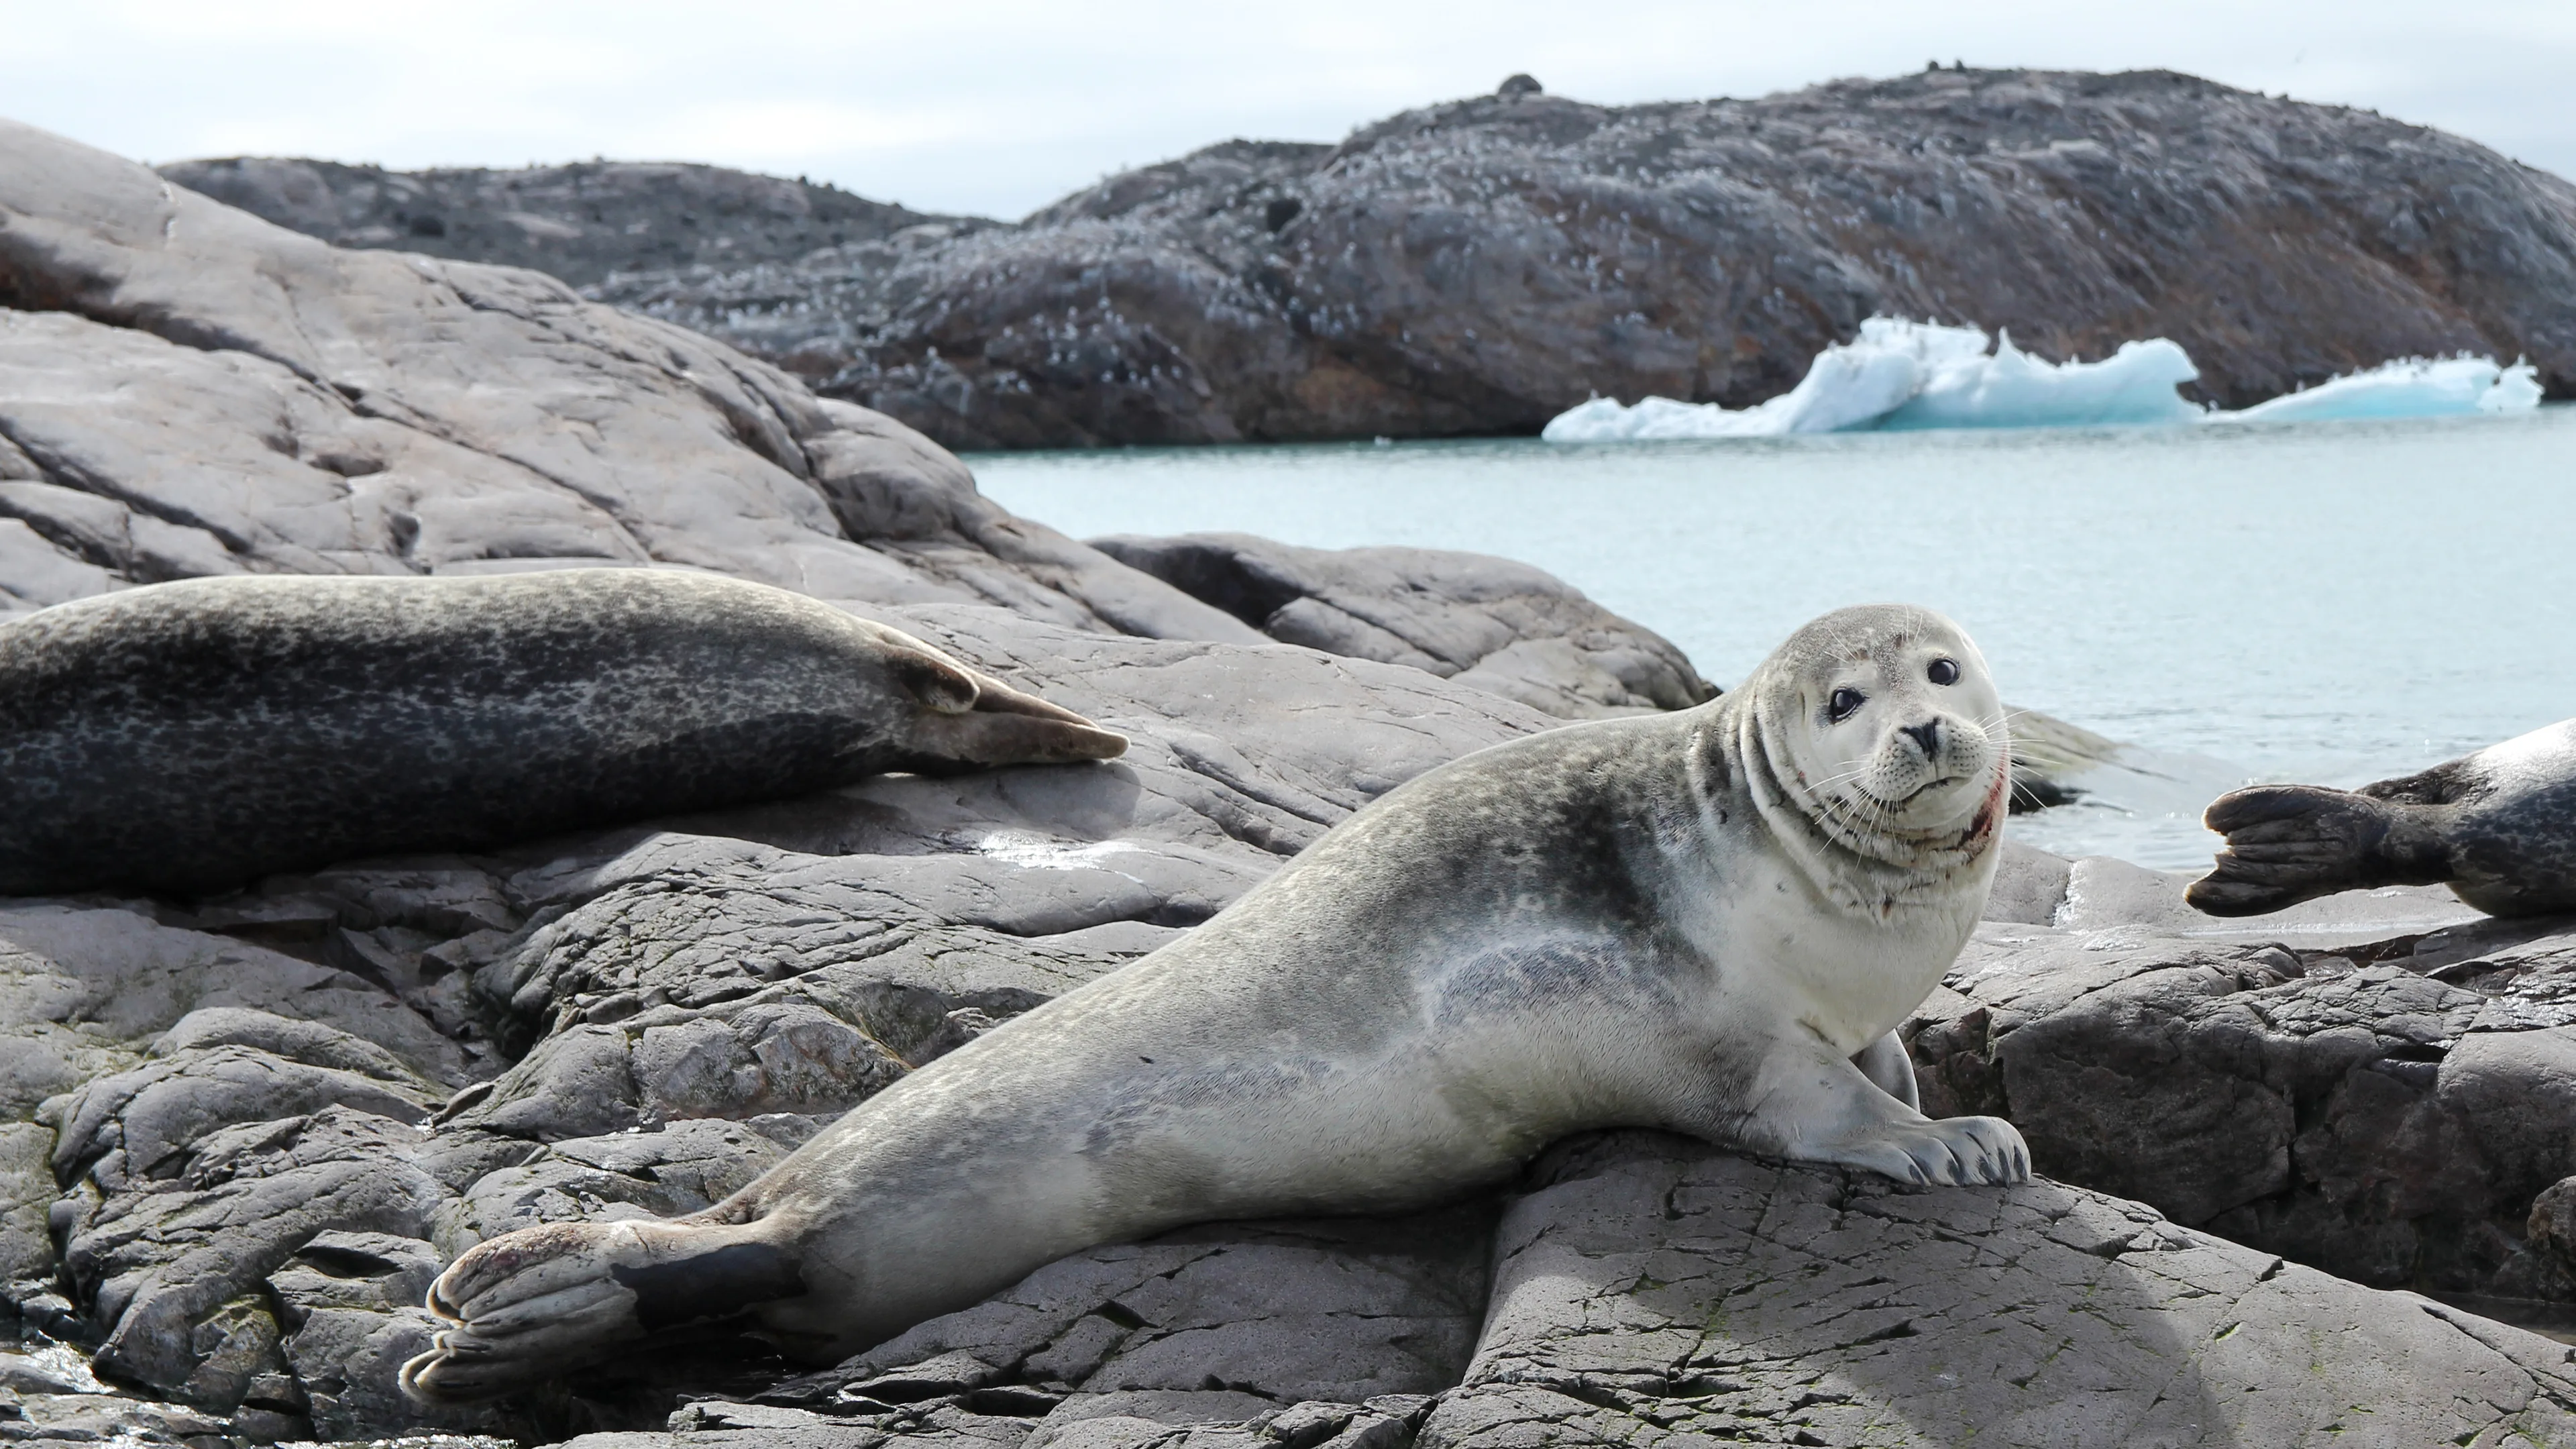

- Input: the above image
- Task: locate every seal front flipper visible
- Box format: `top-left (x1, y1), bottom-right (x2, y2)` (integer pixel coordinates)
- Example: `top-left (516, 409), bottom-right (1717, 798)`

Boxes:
top-left (1730, 1045), bottom-right (2029, 1187)
top-left (896, 676), bottom-right (1130, 773)
top-left (857, 627), bottom-right (1129, 773)
top-left (400, 1218), bottom-right (803, 1404)
top-left (2187, 784), bottom-right (2454, 917)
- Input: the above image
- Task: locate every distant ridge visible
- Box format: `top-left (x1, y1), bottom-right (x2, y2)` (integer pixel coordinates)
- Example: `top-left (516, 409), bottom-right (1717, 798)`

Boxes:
top-left (166, 68), bottom-right (2576, 448)
top-left (158, 156), bottom-right (992, 289)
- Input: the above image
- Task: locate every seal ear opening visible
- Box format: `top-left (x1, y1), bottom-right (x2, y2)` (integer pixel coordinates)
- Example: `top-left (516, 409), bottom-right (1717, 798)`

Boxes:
top-left (890, 649), bottom-right (981, 714)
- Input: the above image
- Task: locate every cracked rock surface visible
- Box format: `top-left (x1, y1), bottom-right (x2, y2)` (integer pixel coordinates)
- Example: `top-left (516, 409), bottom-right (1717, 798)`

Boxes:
top-left (1421, 1133), bottom-right (2576, 1448)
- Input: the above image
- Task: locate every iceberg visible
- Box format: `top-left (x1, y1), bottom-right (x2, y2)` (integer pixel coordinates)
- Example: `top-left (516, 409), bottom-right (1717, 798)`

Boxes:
top-left (1541, 318), bottom-right (2544, 441)
top-left (2219, 354), bottom-right (2546, 423)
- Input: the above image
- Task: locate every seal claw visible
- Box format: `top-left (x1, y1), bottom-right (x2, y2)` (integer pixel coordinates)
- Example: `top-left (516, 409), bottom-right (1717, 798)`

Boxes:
top-left (401, 1218), bottom-right (803, 1405)
top-left (1813, 1115), bottom-right (2031, 1188)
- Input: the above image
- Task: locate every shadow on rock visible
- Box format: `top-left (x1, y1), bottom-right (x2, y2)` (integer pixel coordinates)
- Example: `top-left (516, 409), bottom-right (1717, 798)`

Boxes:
top-left (1421, 1132), bottom-right (2576, 1448)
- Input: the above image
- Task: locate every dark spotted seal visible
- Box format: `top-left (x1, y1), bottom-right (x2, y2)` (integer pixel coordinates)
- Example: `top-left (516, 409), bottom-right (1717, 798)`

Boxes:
top-left (400, 602), bottom-right (2025, 1404)
top-left (2190, 719), bottom-right (2576, 918)
top-left (0, 570), bottom-right (1125, 897)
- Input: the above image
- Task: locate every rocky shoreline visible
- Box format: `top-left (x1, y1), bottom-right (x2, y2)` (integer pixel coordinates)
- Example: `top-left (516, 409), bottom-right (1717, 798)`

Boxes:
top-left (166, 68), bottom-right (2576, 450)
top-left (4, 110), bottom-right (2576, 1448)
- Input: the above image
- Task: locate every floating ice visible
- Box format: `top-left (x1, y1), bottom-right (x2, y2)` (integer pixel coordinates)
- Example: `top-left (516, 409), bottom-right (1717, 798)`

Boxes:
top-left (2219, 354), bottom-right (2546, 423)
top-left (1541, 318), bottom-right (2544, 441)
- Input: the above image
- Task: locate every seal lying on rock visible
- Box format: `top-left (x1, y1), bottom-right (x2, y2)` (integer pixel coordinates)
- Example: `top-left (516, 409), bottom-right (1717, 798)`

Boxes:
top-left (400, 602), bottom-right (2028, 1403)
top-left (2190, 718), bottom-right (2576, 918)
top-left (0, 570), bottom-right (1126, 897)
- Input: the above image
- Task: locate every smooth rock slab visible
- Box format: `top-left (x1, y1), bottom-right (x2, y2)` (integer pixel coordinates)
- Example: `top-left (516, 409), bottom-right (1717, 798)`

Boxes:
top-left (1424, 1133), bottom-right (2576, 1449)
top-left (1086, 533), bottom-right (1712, 718)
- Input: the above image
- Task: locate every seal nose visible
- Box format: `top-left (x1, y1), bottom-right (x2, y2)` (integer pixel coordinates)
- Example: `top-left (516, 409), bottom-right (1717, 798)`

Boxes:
top-left (1901, 720), bottom-right (1942, 759)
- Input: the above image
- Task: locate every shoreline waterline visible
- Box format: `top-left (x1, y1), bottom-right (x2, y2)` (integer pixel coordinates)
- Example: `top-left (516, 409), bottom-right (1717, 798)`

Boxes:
top-left (974, 405), bottom-right (2576, 869)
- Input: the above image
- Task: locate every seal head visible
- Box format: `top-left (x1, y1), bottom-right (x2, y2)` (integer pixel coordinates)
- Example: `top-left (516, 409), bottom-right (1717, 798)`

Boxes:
top-left (1737, 603), bottom-right (2011, 916)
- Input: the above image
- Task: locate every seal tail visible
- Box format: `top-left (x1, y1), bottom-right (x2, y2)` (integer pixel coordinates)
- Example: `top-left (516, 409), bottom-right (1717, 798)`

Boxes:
top-left (2186, 784), bottom-right (2451, 916)
top-left (399, 1216), bottom-right (804, 1405)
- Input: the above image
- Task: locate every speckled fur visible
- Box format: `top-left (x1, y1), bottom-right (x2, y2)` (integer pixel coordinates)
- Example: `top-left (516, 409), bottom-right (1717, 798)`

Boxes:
top-left (0, 570), bottom-right (1121, 897)
top-left (403, 603), bottom-right (2025, 1403)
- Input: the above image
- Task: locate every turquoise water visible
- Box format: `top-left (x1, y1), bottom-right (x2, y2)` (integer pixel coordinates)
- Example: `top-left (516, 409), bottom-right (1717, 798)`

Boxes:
top-left (971, 407), bottom-right (2576, 868)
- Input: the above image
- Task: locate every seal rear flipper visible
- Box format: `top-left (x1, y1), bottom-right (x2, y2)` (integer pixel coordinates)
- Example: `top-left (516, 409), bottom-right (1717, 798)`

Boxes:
top-left (400, 1218), bottom-right (804, 1405)
top-left (2188, 784), bottom-right (2453, 916)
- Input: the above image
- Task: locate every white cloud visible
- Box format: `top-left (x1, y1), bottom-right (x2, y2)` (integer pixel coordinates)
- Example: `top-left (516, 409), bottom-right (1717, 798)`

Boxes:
top-left (3, 0), bottom-right (2569, 217)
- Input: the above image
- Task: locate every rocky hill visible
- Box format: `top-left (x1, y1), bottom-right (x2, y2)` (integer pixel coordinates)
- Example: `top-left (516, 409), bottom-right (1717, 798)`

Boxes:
top-left (171, 67), bottom-right (2576, 449)
top-left (159, 156), bottom-right (988, 290)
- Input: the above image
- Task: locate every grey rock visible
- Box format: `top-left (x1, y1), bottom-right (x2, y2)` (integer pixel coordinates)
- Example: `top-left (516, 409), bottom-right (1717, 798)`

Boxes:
top-left (158, 156), bottom-right (986, 289)
top-left (777, 1203), bottom-right (1493, 1411)
top-left (1421, 1132), bottom-right (2576, 1448)
top-left (148, 1008), bottom-right (442, 1085)
top-left (543, 71), bottom-right (2575, 447)
top-left (1, 1388), bottom-right (233, 1445)
top-left (1905, 910), bottom-right (2576, 1305)
top-left (1085, 533), bottom-right (1711, 717)
top-left (1985, 838), bottom-right (2074, 924)
top-left (51, 1042), bottom-right (431, 1188)
top-left (0, 902), bottom-right (475, 1081)
top-left (59, 1106), bottom-right (450, 1407)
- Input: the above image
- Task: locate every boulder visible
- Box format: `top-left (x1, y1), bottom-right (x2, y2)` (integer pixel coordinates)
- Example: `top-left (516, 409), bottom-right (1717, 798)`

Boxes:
top-left (545, 1135), bottom-right (2576, 1449)
top-left (1086, 533), bottom-right (1712, 717)
top-left (1907, 854), bottom-right (2576, 1318)
top-left (1419, 1134), bottom-right (2576, 1448)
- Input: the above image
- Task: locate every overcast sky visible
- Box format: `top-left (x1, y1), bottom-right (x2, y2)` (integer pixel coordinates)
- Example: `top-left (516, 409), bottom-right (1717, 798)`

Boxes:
top-left (7, 1), bottom-right (2571, 220)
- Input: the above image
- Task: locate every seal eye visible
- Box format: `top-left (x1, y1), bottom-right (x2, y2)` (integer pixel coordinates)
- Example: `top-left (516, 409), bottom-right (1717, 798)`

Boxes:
top-left (1827, 687), bottom-right (1865, 723)
top-left (1927, 658), bottom-right (1961, 686)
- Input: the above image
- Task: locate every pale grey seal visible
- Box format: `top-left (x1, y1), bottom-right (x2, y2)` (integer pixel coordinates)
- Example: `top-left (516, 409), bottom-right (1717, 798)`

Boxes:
top-left (2190, 718), bottom-right (2576, 918)
top-left (399, 602), bottom-right (2026, 1403)
top-left (0, 570), bottom-right (1126, 898)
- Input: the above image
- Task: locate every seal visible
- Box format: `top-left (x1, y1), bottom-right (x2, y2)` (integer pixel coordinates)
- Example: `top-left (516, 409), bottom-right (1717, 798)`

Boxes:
top-left (2189, 718), bottom-right (2576, 918)
top-left (398, 602), bottom-right (2027, 1403)
top-left (0, 569), bottom-right (1127, 898)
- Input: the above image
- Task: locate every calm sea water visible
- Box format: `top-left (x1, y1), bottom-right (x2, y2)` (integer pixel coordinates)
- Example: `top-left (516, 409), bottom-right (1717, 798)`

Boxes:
top-left (971, 407), bottom-right (2576, 868)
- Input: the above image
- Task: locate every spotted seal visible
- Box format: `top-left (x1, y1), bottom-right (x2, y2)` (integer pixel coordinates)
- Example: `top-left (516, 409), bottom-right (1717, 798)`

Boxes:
top-left (0, 569), bottom-right (1126, 897)
top-left (2190, 718), bottom-right (2576, 918)
top-left (399, 602), bottom-right (2026, 1402)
